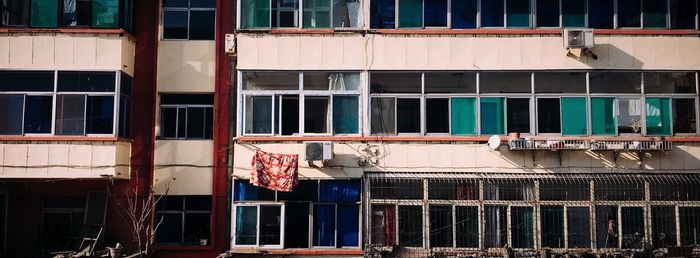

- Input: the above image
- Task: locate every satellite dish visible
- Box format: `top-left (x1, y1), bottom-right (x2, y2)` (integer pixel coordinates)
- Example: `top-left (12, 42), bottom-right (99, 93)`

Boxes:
top-left (488, 135), bottom-right (501, 151)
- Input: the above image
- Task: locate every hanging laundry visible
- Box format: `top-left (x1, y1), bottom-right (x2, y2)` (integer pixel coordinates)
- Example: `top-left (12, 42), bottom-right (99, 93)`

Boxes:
top-left (250, 150), bottom-right (299, 192)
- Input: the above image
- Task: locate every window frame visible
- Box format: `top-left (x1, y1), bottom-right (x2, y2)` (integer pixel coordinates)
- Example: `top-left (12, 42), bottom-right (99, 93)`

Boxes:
top-left (162, 0), bottom-right (216, 40)
top-left (237, 0), bottom-right (364, 30)
top-left (154, 196), bottom-right (213, 246)
top-left (159, 103), bottom-right (214, 140)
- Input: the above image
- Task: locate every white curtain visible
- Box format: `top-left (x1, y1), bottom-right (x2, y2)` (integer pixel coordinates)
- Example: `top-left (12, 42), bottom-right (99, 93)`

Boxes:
top-left (328, 73), bottom-right (345, 90)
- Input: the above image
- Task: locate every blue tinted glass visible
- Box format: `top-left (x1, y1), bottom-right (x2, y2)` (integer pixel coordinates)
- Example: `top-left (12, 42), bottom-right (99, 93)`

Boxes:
top-left (57, 71), bottom-right (116, 92)
top-left (424, 0), bottom-right (447, 27)
top-left (670, 0), bottom-right (696, 29)
top-left (618, 0), bottom-right (641, 27)
top-left (451, 0), bottom-right (477, 28)
top-left (370, 0), bottom-right (395, 28)
top-left (189, 10), bottom-right (215, 40)
top-left (191, 0), bottom-right (216, 8)
top-left (24, 96), bottom-right (53, 134)
top-left (588, 0), bottom-right (614, 28)
top-left (537, 0), bottom-right (559, 27)
top-left (313, 204), bottom-right (336, 246)
top-left (481, 0), bottom-right (505, 27)
top-left (0, 95), bottom-right (24, 135)
top-left (86, 96), bottom-right (114, 134)
top-left (506, 0), bottom-right (531, 27)
top-left (562, 0), bottom-right (585, 27)
top-left (163, 0), bottom-right (187, 7)
top-left (338, 205), bottom-right (360, 246)
top-left (163, 10), bottom-right (188, 39)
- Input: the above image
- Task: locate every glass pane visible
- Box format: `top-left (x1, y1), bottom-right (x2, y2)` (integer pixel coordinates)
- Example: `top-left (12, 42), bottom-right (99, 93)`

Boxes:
top-left (480, 97), bottom-right (505, 135)
top-left (370, 0), bottom-right (395, 28)
top-left (506, 0), bottom-right (531, 27)
top-left (177, 108), bottom-right (187, 138)
top-left (25, 96), bottom-right (53, 134)
top-left (0, 71), bottom-right (54, 92)
top-left (371, 205), bottom-right (396, 246)
top-left (670, 0), bottom-right (696, 29)
top-left (370, 97), bottom-right (395, 134)
top-left (243, 72), bottom-right (299, 90)
top-left (86, 96), bottom-right (114, 134)
top-left (617, 98), bottom-right (644, 134)
top-left (540, 181), bottom-right (589, 200)
top-left (0, 95), bottom-right (24, 135)
top-left (163, 0), bottom-right (187, 7)
top-left (398, 206), bottom-right (422, 247)
top-left (536, 0), bottom-right (559, 27)
top-left (30, 0), bottom-right (58, 27)
top-left (245, 96), bottom-right (272, 134)
top-left (618, 0), bottom-right (642, 27)
top-left (303, 0), bottom-right (331, 28)
top-left (338, 204), bottom-right (359, 246)
top-left (428, 179), bottom-right (478, 200)
top-left (621, 207), bottom-right (645, 249)
top-left (673, 98), bottom-right (696, 134)
top-left (567, 207), bottom-right (591, 248)
top-left (272, 0), bottom-right (299, 27)
top-left (204, 107), bottom-right (213, 138)
top-left (370, 178), bottom-right (424, 199)
top-left (644, 72), bottom-right (696, 93)
top-left (242, 0), bottom-right (271, 28)
top-left (155, 213), bottom-right (183, 244)
top-left (184, 213), bottom-right (211, 245)
top-left (191, 0), bottom-right (216, 8)
top-left (333, 0), bottom-right (362, 28)
top-left (424, 0), bottom-right (448, 27)
top-left (426, 98), bottom-right (449, 133)
top-left (161, 94), bottom-right (214, 105)
top-left (56, 95), bottom-right (86, 135)
top-left (161, 108), bottom-right (177, 138)
top-left (451, 0), bottom-right (477, 28)
top-left (429, 205), bottom-right (452, 247)
top-left (397, 98), bottom-right (420, 133)
top-left (260, 206), bottom-right (281, 245)
top-left (484, 206), bottom-right (507, 248)
top-left (596, 181), bottom-right (645, 201)
top-left (163, 10), bottom-right (188, 39)
top-left (185, 196), bottom-right (212, 210)
top-left (561, 97), bottom-right (588, 135)
top-left (596, 206), bottom-right (619, 248)
top-left (320, 180), bottom-right (361, 202)
top-left (313, 204), bottom-right (336, 246)
top-left (333, 96), bottom-right (359, 134)
top-left (305, 72), bottom-right (355, 90)
top-left (371, 72), bottom-right (422, 93)
top-left (507, 98), bottom-right (530, 133)
top-left (562, 0), bottom-right (585, 27)
top-left (535, 72), bottom-right (586, 93)
top-left (279, 95), bottom-right (299, 135)
top-left (190, 10), bottom-right (215, 40)
top-left (92, 0), bottom-right (119, 28)
top-left (305, 97), bottom-right (329, 133)
top-left (284, 202), bottom-right (310, 248)
top-left (588, 0), bottom-right (614, 28)
top-left (398, 0), bottom-right (423, 28)
top-left (651, 206), bottom-right (677, 249)
top-left (643, 0), bottom-right (667, 28)
top-left (58, 71), bottom-right (116, 92)
top-left (186, 107), bottom-right (206, 138)
top-left (1, 0), bottom-right (30, 26)
top-left (233, 180), bottom-right (276, 201)
top-left (479, 72), bottom-right (531, 93)
top-left (590, 72), bottom-right (641, 93)
top-left (591, 97), bottom-right (616, 135)
top-left (646, 98), bottom-right (671, 136)
top-left (484, 181), bottom-right (534, 200)
top-left (481, 0), bottom-right (504, 27)
top-left (456, 206), bottom-right (478, 247)
top-left (425, 72), bottom-right (476, 93)
top-left (541, 206), bottom-right (564, 248)
top-left (451, 98), bottom-right (477, 135)
top-left (277, 180), bottom-right (318, 201)
top-left (537, 98), bottom-right (561, 133)
top-left (235, 206), bottom-right (257, 245)
top-left (680, 207), bottom-right (700, 246)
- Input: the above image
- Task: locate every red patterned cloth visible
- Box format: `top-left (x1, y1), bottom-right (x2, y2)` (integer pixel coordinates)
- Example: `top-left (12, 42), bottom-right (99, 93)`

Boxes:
top-left (250, 150), bottom-right (299, 192)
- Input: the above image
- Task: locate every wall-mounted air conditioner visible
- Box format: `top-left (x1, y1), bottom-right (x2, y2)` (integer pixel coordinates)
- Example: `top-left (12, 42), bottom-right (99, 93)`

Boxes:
top-left (303, 141), bottom-right (333, 161)
top-left (225, 34), bottom-right (236, 56)
top-left (563, 29), bottom-right (594, 49)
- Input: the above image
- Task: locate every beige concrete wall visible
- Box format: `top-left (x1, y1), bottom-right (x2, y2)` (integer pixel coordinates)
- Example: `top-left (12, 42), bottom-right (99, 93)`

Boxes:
top-left (232, 142), bottom-right (700, 178)
top-left (156, 41), bottom-right (216, 92)
top-left (0, 33), bottom-right (136, 75)
top-left (0, 141), bottom-right (130, 179)
top-left (236, 34), bottom-right (700, 71)
top-left (153, 140), bottom-right (214, 195)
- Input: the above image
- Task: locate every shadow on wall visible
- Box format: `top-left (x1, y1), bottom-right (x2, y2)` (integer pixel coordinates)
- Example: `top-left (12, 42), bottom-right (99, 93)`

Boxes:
top-left (574, 43), bottom-right (645, 68)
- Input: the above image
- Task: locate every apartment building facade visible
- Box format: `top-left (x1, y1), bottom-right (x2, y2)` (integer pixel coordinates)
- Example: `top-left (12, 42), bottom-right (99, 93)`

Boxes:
top-left (231, 0), bottom-right (700, 257)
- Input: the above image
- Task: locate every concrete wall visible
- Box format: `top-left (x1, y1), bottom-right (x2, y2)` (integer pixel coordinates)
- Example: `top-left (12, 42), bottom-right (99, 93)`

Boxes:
top-left (153, 140), bottom-right (214, 195)
top-left (232, 142), bottom-right (700, 178)
top-left (156, 40), bottom-right (216, 92)
top-left (237, 34), bottom-right (700, 71)
top-left (0, 33), bottom-right (136, 75)
top-left (0, 141), bottom-right (130, 179)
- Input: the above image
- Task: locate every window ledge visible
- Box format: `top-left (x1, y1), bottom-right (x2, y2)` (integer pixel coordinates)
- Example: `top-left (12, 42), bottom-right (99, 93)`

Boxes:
top-left (0, 136), bottom-right (130, 142)
top-left (229, 248), bottom-right (363, 255)
top-left (236, 28), bottom-right (700, 36)
top-left (0, 28), bottom-right (136, 42)
top-left (235, 135), bottom-right (699, 143)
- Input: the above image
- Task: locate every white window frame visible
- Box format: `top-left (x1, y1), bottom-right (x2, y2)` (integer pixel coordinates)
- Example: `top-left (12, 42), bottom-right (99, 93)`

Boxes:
top-left (159, 103), bottom-right (214, 140)
top-left (161, 0), bottom-right (217, 40)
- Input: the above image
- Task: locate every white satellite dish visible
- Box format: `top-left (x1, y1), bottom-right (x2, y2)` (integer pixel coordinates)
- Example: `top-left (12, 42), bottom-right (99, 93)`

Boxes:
top-left (488, 135), bottom-right (501, 151)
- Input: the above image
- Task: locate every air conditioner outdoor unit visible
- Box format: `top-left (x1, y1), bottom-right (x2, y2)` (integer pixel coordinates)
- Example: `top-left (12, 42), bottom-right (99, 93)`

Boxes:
top-left (563, 29), bottom-right (594, 49)
top-left (225, 34), bottom-right (236, 56)
top-left (304, 141), bottom-right (333, 161)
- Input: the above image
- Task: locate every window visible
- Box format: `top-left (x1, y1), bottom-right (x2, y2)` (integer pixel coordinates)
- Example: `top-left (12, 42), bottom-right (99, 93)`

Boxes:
top-left (646, 98), bottom-right (671, 136)
top-left (233, 180), bottom-right (361, 248)
top-left (588, 0), bottom-right (614, 28)
top-left (160, 94), bottom-right (214, 139)
top-left (481, 0), bottom-right (504, 27)
top-left (272, 0), bottom-right (299, 27)
top-left (0, 70), bottom-right (129, 136)
top-left (617, 98), bottom-right (644, 134)
top-left (242, 71), bottom-right (360, 136)
top-left (155, 196), bottom-right (212, 246)
top-left (451, 98), bottom-right (477, 135)
top-left (62, 0), bottom-right (92, 27)
top-left (618, 0), bottom-right (642, 27)
top-left (539, 181), bottom-right (589, 201)
top-left (645, 72), bottom-right (696, 94)
top-left (506, 0), bottom-right (531, 27)
top-left (673, 98), bottom-right (696, 134)
top-left (480, 98), bottom-right (505, 135)
top-left (424, 0), bottom-right (448, 27)
top-left (562, 0), bottom-right (585, 27)
top-left (484, 181), bottom-right (534, 201)
top-left (568, 207), bottom-right (591, 248)
top-left (680, 207), bottom-right (700, 246)
top-left (451, 0), bottom-right (477, 28)
top-left (303, 0), bottom-right (330, 28)
top-left (484, 205), bottom-right (507, 248)
top-left (511, 207), bottom-right (534, 248)
top-left (0, 0), bottom-right (30, 26)
top-left (596, 206), bottom-right (619, 248)
top-left (507, 98), bottom-right (530, 133)
top-left (3, 0), bottom-right (130, 28)
top-left (536, 0), bottom-right (559, 27)
top-left (591, 97), bottom-right (616, 135)
top-left (670, 0), bottom-right (697, 29)
top-left (429, 205), bottom-right (452, 247)
top-left (399, 205), bottom-right (423, 247)
top-left (370, 0), bottom-right (395, 28)
top-left (41, 193), bottom-right (107, 251)
top-left (370, 178), bottom-right (423, 199)
top-left (537, 98), bottom-right (560, 134)
top-left (590, 72), bottom-right (642, 94)
top-left (479, 72), bottom-right (531, 93)
top-left (243, 0), bottom-right (360, 29)
top-left (595, 181), bottom-right (645, 201)
top-left (621, 207), bottom-right (645, 249)
top-left (398, 0), bottom-right (423, 28)
top-left (643, 0), bottom-right (667, 28)
top-left (163, 0), bottom-right (215, 40)
top-left (651, 206), bottom-right (677, 248)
